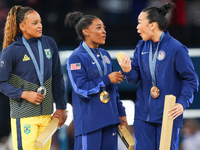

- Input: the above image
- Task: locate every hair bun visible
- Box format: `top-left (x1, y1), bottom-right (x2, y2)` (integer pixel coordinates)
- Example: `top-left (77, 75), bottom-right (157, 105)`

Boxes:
top-left (159, 2), bottom-right (175, 16)
top-left (65, 11), bottom-right (84, 27)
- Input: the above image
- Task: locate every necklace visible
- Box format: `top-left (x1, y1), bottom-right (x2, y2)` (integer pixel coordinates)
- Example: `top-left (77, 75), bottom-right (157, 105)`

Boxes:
top-left (91, 48), bottom-right (100, 57)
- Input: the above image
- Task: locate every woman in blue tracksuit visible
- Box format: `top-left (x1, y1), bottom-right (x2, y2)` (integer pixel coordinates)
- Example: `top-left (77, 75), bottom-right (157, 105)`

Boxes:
top-left (118, 2), bottom-right (199, 150)
top-left (0, 6), bottom-right (67, 150)
top-left (65, 11), bottom-right (128, 150)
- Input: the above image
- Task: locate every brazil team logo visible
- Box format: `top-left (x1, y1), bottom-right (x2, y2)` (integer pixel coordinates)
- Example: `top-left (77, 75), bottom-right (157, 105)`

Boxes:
top-left (44, 49), bottom-right (52, 59)
top-left (24, 125), bottom-right (31, 135)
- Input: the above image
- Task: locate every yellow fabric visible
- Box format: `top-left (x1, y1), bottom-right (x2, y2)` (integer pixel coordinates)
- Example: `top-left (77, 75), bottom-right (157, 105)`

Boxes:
top-left (11, 115), bottom-right (52, 150)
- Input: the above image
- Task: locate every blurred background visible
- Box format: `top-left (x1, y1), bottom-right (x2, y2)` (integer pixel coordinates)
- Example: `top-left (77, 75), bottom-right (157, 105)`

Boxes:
top-left (0, 0), bottom-right (200, 150)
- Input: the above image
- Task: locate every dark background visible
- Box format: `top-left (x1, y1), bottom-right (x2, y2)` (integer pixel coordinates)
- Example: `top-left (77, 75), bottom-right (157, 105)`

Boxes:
top-left (1, 0), bottom-right (200, 49)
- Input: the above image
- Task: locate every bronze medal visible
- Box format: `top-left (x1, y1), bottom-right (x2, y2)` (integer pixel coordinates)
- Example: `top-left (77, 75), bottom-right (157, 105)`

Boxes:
top-left (150, 86), bottom-right (159, 98)
top-left (100, 91), bottom-right (110, 103)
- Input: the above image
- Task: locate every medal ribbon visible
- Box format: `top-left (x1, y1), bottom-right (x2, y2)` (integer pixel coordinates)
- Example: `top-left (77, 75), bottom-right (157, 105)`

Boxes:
top-left (149, 32), bottom-right (165, 86)
top-left (82, 41), bottom-right (107, 91)
top-left (82, 41), bottom-right (107, 76)
top-left (22, 36), bottom-right (44, 86)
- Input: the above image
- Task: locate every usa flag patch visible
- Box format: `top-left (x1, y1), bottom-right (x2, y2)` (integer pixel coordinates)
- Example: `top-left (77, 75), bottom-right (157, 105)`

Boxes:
top-left (71, 63), bottom-right (81, 70)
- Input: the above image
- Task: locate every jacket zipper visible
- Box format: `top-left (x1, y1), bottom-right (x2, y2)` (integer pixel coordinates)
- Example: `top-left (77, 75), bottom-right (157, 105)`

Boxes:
top-left (40, 102), bottom-right (43, 115)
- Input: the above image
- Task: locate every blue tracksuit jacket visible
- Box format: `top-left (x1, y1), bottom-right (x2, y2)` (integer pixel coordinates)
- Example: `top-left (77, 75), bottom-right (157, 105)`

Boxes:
top-left (123, 31), bottom-right (199, 127)
top-left (0, 34), bottom-right (66, 118)
top-left (67, 42), bottom-right (126, 136)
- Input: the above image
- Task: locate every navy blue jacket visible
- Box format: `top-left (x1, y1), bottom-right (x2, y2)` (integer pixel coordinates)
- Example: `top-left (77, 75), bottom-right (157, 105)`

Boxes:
top-left (0, 34), bottom-right (66, 118)
top-left (124, 31), bottom-right (199, 127)
top-left (67, 42), bottom-right (126, 136)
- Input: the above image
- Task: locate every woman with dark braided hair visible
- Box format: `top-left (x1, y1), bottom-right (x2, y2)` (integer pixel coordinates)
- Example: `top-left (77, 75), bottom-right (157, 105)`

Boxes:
top-left (65, 11), bottom-right (128, 150)
top-left (118, 1), bottom-right (199, 150)
top-left (0, 6), bottom-right (67, 150)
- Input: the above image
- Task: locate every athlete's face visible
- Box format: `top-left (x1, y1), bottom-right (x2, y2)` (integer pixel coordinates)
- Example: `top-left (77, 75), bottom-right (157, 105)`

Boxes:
top-left (137, 12), bottom-right (153, 41)
top-left (20, 11), bottom-right (42, 39)
top-left (84, 18), bottom-right (106, 48)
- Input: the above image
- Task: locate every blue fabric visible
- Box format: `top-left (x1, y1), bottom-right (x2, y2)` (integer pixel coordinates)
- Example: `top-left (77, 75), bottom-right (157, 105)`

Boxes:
top-left (22, 36), bottom-right (44, 86)
top-left (124, 31), bottom-right (199, 127)
top-left (149, 32), bottom-right (165, 86)
top-left (74, 124), bottom-right (118, 150)
top-left (134, 119), bottom-right (180, 150)
top-left (67, 42), bottom-right (126, 136)
top-left (16, 118), bottom-right (23, 150)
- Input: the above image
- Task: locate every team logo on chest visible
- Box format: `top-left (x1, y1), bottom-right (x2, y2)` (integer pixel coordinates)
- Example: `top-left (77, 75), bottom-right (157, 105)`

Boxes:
top-left (157, 50), bottom-right (165, 61)
top-left (44, 49), bottom-right (52, 59)
top-left (24, 125), bottom-right (31, 135)
top-left (103, 55), bottom-right (110, 64)
top-left (23, 54), bottom-right (30, 61)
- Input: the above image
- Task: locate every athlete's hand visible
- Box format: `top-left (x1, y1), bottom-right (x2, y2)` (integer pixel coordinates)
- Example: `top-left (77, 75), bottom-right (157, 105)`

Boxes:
top-left (117, 54), bottom-right (132, 73)
top-left (119, 116), bottom-right (128, 129)
top-left (108, 71), bottom-right (125, 84)
top-left (52, 109), bottom-right (67, 128)
top-left (21, 91), bottom-right (44, 105)
top-left (168, 103), bottom-right (184, 120)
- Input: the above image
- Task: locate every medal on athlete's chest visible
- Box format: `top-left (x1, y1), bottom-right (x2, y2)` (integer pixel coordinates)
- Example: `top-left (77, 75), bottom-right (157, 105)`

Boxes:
top-left (150, 86), bottom-right (160, 99)
top-left (82, 41), bottom-right (110, 104)
top-left (37, 86), bottom-right (46, 96)
top-left (100, 91), bottom-right (110, 103)
top-left (149, 32), bottom-right (165, 99)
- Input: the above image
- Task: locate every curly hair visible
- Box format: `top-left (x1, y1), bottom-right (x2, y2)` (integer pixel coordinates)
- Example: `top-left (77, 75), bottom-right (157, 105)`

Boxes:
top-left (2, 6), bottom-right (34, 51)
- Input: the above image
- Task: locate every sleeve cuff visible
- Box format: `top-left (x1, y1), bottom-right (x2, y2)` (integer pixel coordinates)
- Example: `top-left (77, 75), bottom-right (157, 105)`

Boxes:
top-left (101, 75), bottom-right (111, 86)
top-left (55, 101), bottom-right (67, 110)
top-left (18, 90), bottom-right (23, 99)
top-left (118, 107), bottom-right (126, 117)
top-left (122, 69), bottom-right (133, 78)
top-left (177, 98), bottom-right (189, 110)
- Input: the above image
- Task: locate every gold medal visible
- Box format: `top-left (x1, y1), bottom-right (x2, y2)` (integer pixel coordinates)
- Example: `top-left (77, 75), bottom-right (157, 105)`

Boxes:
top-left (100, 91), bottom-right (110, 103)
top-left (150, 86), bottom-right (160, 98)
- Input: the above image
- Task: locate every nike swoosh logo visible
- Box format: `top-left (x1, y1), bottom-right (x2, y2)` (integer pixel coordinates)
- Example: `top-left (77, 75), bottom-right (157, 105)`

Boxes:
top-left (141, 52), bottom-right (149, 55)
top-left (92, 62), bottom-right (95, 64)
top-left (112, 132), bottom-right (117, 136)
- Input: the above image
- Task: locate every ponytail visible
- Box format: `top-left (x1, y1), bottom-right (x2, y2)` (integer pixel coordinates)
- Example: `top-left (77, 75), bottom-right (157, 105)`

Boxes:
top-left (2, 5), bottom-right (34, 51)
top-left (3, 6), bottom-right (20, 51)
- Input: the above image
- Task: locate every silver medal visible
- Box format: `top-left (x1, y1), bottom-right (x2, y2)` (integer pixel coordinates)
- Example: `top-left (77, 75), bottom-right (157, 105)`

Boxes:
top-left (37, 86), bottom-right (46, 96)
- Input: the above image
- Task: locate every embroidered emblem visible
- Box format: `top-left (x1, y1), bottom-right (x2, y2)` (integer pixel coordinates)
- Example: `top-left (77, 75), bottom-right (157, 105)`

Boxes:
top-left (0, 60), bottom-right (6, 68)
top-left (157, 50), bottom-right (165, 61)
top-left (24, 125), bottom-right (31, 135)
top-left (71, 63), bottom-right (81, 70)
top-left (103, 55), bottom-right (110, 64)
top-left (23, 54), bottom-right (30, 61)
top-left (44, 49), bottom-right (52, 59)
